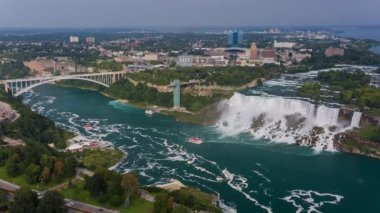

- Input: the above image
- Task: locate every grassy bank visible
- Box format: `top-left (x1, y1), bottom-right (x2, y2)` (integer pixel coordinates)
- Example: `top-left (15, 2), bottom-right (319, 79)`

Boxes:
top-left (0, 167), bottom-right (69, 191)
top-left (60, 181), bottom-right (153, 213)
top-left (161, 102), bottom-right (222, 125)
top-left (77, 149), bottom-right (125, 171)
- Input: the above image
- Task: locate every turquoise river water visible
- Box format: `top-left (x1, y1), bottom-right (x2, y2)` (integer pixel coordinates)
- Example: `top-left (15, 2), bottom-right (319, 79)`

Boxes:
top-left (21, 84), bottom-right (380, 213)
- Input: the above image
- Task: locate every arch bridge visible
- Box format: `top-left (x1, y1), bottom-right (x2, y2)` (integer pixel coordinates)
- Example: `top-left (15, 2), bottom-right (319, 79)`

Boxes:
top-left (0, 71), bottom-right (126, 96)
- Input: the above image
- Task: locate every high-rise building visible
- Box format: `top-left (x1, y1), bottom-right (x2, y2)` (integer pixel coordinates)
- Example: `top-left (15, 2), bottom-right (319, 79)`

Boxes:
top-left (69, 36), bottom-right (79, 43)
top-left (85, 36), bottom-right (95, 44)
top-left (250, 43), bottom-right (258, 59)
top-left (227, 30), bottom-right (243, 47)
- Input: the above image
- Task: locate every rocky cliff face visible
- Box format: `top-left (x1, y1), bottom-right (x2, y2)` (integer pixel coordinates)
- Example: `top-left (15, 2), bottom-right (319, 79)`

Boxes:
top-left (127, 78), bottom-right (263, 97)
top-left (335, 131), bottom-right (380, 159)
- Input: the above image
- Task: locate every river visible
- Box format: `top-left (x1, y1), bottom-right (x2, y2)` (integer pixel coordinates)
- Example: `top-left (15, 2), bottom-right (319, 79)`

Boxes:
top-left (19, 82), bottom-right (380, 213)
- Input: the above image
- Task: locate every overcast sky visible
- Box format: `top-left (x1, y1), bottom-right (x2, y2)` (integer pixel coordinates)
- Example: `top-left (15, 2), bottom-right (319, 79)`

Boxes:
top-left (1, 0), bottom-right (379, 28)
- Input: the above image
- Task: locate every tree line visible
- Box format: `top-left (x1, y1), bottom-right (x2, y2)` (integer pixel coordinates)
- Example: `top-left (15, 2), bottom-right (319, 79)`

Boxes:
top-left (0, 188), bottom-right (66, 213)
top-left (298, 70), bottom-right (380, 109)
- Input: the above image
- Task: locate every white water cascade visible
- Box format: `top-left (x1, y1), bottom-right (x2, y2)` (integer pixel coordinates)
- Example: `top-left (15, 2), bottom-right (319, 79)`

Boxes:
top-left (217, 93), bottom-right (362, 152)
top-left (350, 112), bottom-right (362, 128)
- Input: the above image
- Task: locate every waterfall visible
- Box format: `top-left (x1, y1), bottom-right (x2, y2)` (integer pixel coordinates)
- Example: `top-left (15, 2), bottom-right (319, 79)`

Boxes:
top-left (350, 112), bottom-right (362, 128)
top-left (217, 93), bottom-right (361, 152)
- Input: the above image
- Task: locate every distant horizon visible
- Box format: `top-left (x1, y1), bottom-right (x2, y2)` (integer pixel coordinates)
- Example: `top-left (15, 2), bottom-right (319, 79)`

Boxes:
top-left (0, 24), bottom-right (379, 31)
top-left (1, 0), bottom-right (379, 28)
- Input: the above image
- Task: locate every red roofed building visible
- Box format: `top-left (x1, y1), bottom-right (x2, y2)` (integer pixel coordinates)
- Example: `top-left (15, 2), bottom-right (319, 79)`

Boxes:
top-left (325, 47), bottom-right (344, 57)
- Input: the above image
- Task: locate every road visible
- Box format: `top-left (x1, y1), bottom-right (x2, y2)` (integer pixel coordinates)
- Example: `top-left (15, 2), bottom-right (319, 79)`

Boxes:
top-left (0, 178), bottom-right (118, 213)
top-left (0, 179), bottom-right (19, 193)
top-left (64, 199), bottom-right (118, 213)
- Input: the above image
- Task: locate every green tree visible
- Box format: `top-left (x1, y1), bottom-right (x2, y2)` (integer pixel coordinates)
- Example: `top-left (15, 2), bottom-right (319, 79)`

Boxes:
top-left (0, 61), bottom-right (30, 80)
top-left (153, 192), bottom-right (169, 213)
top-left (5, 154), bottom-right (23, 177)
top-left (9, 188), bottom-right (38, 213)
top-left (39, 166), bottom-right (51, 183)
top-left (85, 173), bottom-right (107, 197)
top-left (25, 163), bottom-right (42, 184)
top-left (0, 149), bottom-right (10, 166)
top-left (297, 83), bottom-right (321, 102)
top-left (317, 70), bottom-right (370, 90)
top-left (172, 204), bottom-right (190, 213)
top-left (36, 191), bottom-right (66, 213)
top-left (39, 155), bottom-right (54, 170)
top-left (0, 190), bottom-right (8, 204)
top-left (341, 90), bottom-right (353, 104)
top-left (53, 160), bottom-right (64, 180)
top-left (63, 156), bottom-right (77, 177)
top-left (107, 174), bottom-right (124, 206)
top-left (121, 173), bottom-right (140, 207)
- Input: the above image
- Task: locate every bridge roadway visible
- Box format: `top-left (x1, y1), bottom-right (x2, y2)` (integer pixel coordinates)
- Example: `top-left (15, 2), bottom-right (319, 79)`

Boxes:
top-left (0, 71), bottom-right (127, 96)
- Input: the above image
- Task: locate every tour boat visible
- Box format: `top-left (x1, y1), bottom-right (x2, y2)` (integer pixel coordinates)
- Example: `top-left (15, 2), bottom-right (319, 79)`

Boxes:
top-left (84, 123), bottom-right (93, 130)
top-left (187, 137), bottom-right (203, 144)
top-left (216, 176), bottom-right (225, 182)
top-left (145, 109), bottom-right (154, 115)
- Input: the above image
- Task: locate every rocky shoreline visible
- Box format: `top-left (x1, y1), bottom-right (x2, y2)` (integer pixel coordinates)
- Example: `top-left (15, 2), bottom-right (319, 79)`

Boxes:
top-left (334, 131), bottom-right (380, 159)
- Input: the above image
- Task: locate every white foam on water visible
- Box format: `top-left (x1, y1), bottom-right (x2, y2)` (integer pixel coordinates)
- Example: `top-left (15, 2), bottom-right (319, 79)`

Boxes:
top-left (281, 189), bottom-right (344, 213)
top-left (167, 155), bottom-right (187, 162)
top-left (222, 169), bottom-right (273, 213)
top-left (132, 137), bottom-right (138, 143)
top-left (23, 91), bottom-right (278, 213)
top-left (139, 171), bottom-right (155, 181)
top-left (125, 145), bottom-right (140, 149)
top-left (184, 172), bottom-right (219, 183)
top-left (252, 170), bottom-right (271, 183)
top-left (194, 165), bottom-right (217, 177)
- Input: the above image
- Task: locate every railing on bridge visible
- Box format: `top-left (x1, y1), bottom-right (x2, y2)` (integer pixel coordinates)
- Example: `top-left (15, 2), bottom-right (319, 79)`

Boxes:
top-left (0, 71), bottom-right (126, 96)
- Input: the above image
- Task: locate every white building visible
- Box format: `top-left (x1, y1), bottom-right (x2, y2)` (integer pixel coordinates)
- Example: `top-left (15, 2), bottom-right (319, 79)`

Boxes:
top-left (177, 55), bottom-right (193, 67)
top-left (274, 40), bottom-right (297, 49)
top-left (237, 49), bottom-right (251, 60)
top-left (69, 36), bottom-right (79, 43)
top-left (85, 36), bottom-right (95, 44)
top-left (67, 143), bottom-right (83, 152)
top-left (143, 53), bottom-right (159, 61)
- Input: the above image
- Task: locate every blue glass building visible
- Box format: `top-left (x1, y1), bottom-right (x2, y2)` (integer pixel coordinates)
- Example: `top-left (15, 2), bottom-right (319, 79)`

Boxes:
top-left (228, 30), bottom-right (243, 47)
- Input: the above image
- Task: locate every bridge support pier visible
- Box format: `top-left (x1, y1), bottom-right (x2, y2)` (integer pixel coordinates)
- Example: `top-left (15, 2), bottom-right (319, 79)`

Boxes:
top-left (4, 83), bottom-right (9, 93)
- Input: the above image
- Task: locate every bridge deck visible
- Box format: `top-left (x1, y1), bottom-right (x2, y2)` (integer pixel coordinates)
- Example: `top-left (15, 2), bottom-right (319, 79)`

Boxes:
top-left (0, 71), bottom-right (127, 96)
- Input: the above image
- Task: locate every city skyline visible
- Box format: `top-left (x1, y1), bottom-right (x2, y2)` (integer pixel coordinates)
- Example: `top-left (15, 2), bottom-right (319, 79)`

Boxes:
top-left (1, 0), bottom-right (380, 28)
